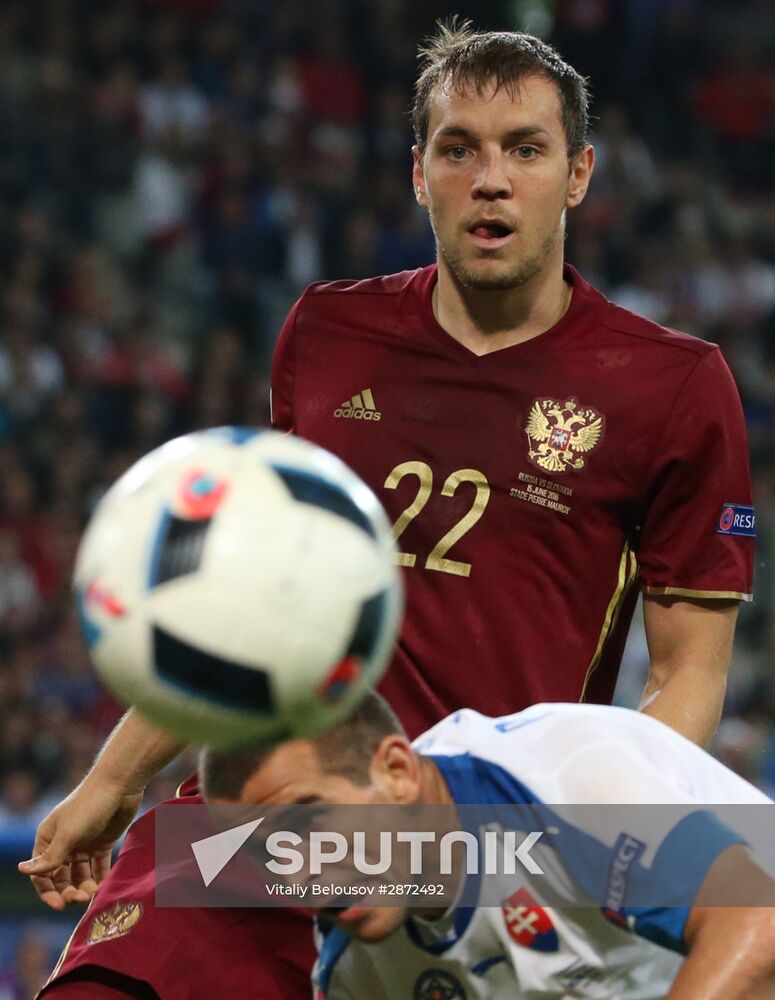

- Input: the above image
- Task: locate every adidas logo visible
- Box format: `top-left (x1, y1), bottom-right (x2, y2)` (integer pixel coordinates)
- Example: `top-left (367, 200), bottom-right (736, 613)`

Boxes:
top-left (334, 388), bottom-right (382, 421)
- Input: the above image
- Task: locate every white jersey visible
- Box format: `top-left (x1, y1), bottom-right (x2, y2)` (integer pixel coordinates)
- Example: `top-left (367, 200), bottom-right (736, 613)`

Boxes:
top-left (313, 703), bottom-right (770, 999)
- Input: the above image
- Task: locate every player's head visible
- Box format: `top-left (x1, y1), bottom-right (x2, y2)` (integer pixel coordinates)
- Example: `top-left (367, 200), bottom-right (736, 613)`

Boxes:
top-left (411, 21), bottom-right (594, 291)
top-left (200, 689), bottom-right (413, 805)
top-left (201, 690), bottom-right (434, 942)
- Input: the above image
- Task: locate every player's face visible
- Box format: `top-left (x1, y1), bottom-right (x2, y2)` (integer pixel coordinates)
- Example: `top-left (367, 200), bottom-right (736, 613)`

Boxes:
top-left (238, 737), bottom-right (420, 808)
top-left (237, 737), bottom-right (428, 942)
top-left (413, 74), bottom-right (593, 291)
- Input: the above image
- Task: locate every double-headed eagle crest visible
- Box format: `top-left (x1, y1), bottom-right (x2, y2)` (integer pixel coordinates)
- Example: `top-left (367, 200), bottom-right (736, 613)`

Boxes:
top-left (88, 901), bottom-right (143, 944)
top-left (525, 397), bottom-right (604, 474)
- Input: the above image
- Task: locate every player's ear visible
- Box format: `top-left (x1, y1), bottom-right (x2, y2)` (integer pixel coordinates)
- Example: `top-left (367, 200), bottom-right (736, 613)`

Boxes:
top-left (371, 735), bottom-right (421, 804)
top-left (566, 144), bottom-right (594, 208)
top-left (412, 147), bottom-right (428, 207)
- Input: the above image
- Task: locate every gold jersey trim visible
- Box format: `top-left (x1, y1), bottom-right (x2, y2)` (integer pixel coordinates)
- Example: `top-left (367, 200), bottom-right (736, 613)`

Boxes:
top-left (580, 543), bottom-right (639, 702)
top-left (642, 585), bottom-right (752, 603)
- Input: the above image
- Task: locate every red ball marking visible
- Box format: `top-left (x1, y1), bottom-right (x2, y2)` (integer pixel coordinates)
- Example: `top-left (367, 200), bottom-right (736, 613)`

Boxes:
top-left (178, 469), bottom-right (228, 519)
top-left (86, 581), bottom-right (127, 618)
top-left (317, 655), bottom-right (363, 703)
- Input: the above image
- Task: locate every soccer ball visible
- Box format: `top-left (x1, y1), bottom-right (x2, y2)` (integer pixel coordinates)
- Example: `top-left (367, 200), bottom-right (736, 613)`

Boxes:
top-left (74, 428), bottom-right (403, 749)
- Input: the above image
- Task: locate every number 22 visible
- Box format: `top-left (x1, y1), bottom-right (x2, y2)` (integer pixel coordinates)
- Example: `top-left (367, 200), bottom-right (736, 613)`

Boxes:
top-left (383, 461), bottom-right (490, 578)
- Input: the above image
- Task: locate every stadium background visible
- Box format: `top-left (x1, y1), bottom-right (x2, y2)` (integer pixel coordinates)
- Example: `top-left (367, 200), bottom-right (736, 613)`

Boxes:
top-left (0, 0), bottom-right (773, 993)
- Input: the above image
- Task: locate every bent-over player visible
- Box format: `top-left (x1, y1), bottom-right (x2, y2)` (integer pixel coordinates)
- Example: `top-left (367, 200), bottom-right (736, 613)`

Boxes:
top-left (201, 692), bottom-right (775, 1000)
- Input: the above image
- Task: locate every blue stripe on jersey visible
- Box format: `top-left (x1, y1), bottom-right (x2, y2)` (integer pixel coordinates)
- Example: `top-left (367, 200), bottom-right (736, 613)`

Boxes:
top-left (649, 810), bottom-right (746, 893)
top-left (621, 906), bottom-right (690, 954)
top-left (493, 712), bottom-right (555, 733)
top-left (620, 810), bottom-right (747, 954)
top-left (422, 753), bottom-right (544, 950)
top-left (316, 921), bottom-right (350, 996)
top-left (429, 753), bottom-right (540, 808)
top-left (471, 955), bottom-right (507, 976)
top-left (431, 753), bottom-right (625, 910)
top-left (430, 752), bottom-right (614, 902)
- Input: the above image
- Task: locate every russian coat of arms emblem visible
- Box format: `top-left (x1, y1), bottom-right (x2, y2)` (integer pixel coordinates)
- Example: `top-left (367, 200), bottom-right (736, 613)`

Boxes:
top-left (87, 901), bottom-right (143, 944)
top-left (524, 397), bottom-right (604, 474)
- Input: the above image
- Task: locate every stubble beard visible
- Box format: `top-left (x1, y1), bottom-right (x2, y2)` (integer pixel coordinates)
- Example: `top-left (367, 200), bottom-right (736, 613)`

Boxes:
top-left (437, 227), bottom-right (560, 292)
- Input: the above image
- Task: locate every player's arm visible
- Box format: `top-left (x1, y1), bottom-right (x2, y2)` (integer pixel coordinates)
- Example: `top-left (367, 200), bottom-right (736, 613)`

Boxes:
top-left (555, 738), bottom-right (775, 997)
top-left (670, 906), bottom-right (775, 999)
top-left (639, 595), bottom-right (739, 746)
top-left (668, 845), bottom-right (775, 999)
top-left (18, 708), bottom-right (184, 909)
top-left (636, 348), bottom-right (754, 746)
top-left (21, 297), bottom-right (305, 910)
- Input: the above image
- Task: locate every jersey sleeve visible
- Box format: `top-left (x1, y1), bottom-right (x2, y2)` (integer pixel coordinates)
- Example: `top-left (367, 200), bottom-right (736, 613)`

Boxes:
top-left (550, 734), bottom-right (748, 954)
top-left (611, 810), bottom-right (745, 954)
top-left (637, 348), bottom-right (754, 601)
top-left (270, 297), bottom-right (301, 434)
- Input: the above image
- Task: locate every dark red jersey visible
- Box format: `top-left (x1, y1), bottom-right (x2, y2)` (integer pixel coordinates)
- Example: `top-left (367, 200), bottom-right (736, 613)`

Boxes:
top-left (39, 793), bottom-right (315, 1000)
top-left (271, 264), bottom-right (753, 738)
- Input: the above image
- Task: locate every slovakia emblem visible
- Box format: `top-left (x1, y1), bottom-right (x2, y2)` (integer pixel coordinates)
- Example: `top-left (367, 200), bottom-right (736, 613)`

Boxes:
top-left (502, 887), bottom-right (559, 952)
top-left (178, 469), bottom-right (228, 520)
top-left (413, 968), bottom-right (467, 1000)
top-left (525, 397), bottom-right (604, 474)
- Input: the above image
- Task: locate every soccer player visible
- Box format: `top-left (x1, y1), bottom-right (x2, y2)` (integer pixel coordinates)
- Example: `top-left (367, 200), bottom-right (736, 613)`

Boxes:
top-left (270, 22), bottom-right (753, 742)
top-left (200, 691), bottom-right (775, 999)
top-left (21, 21), bottom-right (754, 998)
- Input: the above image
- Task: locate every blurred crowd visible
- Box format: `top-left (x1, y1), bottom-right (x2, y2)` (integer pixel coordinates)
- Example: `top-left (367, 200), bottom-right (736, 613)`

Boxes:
top-left (0, 0), bottom-right (773, 992)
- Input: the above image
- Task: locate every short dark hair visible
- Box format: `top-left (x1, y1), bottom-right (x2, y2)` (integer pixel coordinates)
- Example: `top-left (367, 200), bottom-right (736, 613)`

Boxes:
top-left (200, 689), bottom-right (405, 800)
top-left (412, 20), bottom-right (590, 158)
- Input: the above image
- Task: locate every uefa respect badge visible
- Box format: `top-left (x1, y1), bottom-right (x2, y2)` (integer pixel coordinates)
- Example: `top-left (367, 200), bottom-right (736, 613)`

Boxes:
top-left (717, 504), bottom-right (756, 538)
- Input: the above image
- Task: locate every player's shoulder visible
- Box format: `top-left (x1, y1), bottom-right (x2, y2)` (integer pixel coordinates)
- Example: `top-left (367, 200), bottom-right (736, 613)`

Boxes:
top-left (301, 266), bottom-right (434, 304)
top-left (414, 703), bottom-right (681, 757)
top-left (413, 703), bottom-right (585, 751)
top-left (110, 790), bottom-right (203, 857)
top-left (286, 266), bottom-right (435, 349)
top-left (414, 705), bottom-right (686, 807)
top-left (570, 267), bottom-right (724, 375)
top-left (603, 296), bottom-right (719, 362)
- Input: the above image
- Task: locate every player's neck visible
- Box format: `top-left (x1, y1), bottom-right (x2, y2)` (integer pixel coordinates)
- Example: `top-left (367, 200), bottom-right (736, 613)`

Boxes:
top-left (432, 257), bottom-right (572, 356)
top-left (420, 757), bottom-right (454, 806)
